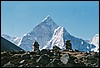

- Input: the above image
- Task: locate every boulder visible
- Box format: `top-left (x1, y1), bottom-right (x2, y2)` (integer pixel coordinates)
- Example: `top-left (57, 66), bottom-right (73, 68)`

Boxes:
top-left (46, 59), bottom-right (60, 67)
top-left (40, 49), bottom-right (48, 55)
top-left (32, 55), bottom-right (40, 61)
top-left (3, 62), bottom-right (15, 67)
top-left (18, 65), bottom-right (23, 67)
top-left (19, 60), bottom-right (25, 64)
top-left (53, 46), bottom-right (61, 51)
top-left (30, 51), bottom-right (37, 55)
top-left (60, 54), bottom-right (69, 65)
top-left (36, 54), bottom-right (51, 66)
top-left (12, 54), bottom-right (21, 58)
top-left (21, 53), bottom-right (30, 59)
top-left (47, 50), bottom-right (54, 56)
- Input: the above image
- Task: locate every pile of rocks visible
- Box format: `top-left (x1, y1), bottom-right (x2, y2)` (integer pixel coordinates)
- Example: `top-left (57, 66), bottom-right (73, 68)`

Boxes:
top-left (1, 49), bottom-right (99, 67)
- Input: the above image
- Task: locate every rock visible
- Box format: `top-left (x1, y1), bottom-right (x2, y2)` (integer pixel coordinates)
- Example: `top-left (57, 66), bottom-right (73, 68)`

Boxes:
top-left (3, 62), bottom-right (15, 67)
top-left (1, 49), bottom-right (99, 67)
top-left (10, 50), bottom-right (25, 54)
top-left (48, 50), bottom-right (54, 56)
top-left (1, 56), bottom-right (12, 65)
top-left (40, 49), bottom-right (48, 55)
top-left (18, 65), bottom-right (23, 67)
top-left (77, 62), bottom-right (86, 67)
top-left (25, 64), bottom-right (29, 67)
top-left (32, 55), bottom-right (40, 61)
top-left (53, 46), bottom-right (61, 51)
top-left (1, 51), bottom-right (11, 56)
top-left (21, 53), bottom-right (30, 59)
top-left (36, 54), bottom-right (51, 66)
top-left (53, 50), bottom-right (61, 58)
top-left (60, 54), bottom-right (69, 65)
top-left (74, 49), bottom-right (79, 52)
top-left (30, 51), bottom-right (37, 55)
top-left (74, 59), bottom-right (79, 63)
top-left (26, 51), bottom-right (30, 54)
top-left (12, 54), bottom-right (21, 58)
top-left (46, 59), bottom-right (60, 67)
top-left (36, 66), bottom-right (39, 67)
top-left (19, 60), bottom-right (25, 64)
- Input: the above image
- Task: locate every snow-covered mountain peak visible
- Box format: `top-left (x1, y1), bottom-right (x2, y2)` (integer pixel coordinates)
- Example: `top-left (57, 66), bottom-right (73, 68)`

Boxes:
top-left (33, 15), bottom-right (58, 32)
top-left (18, 15), bottom-right (59, 51)
top-left (42, 15), bottom-right (50, 22)
top-left (40, 15), bottom-right (58, 27)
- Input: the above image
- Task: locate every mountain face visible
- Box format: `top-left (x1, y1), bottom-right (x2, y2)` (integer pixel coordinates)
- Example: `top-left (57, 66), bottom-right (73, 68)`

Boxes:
top-left (17, 15), bottom-right (59, 51)
top-left (42, 26), bottom-right (95, 52)
top-left (90, 34), bottom-right (99, 52)
top-left (1, 34), bottom-right (21, 46)
top-left (2, 15), bottom-right (97, 52)
top-left (1, 37), bottom-right (24, 52)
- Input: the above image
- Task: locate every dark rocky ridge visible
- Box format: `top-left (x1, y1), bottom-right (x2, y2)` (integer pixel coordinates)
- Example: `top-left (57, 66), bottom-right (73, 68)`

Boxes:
top-left (1, 49), bottom-right (99, 67)
top-left (1, 37), bottom-right (24, 52)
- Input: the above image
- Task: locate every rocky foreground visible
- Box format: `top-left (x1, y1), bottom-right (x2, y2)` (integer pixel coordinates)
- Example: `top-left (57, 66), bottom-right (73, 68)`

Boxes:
top-left (1, 49), bottom-right (99, 67)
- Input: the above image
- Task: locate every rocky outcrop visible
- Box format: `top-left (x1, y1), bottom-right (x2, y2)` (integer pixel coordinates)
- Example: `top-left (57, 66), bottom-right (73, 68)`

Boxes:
top-left (1, 49), bottom-right (99, 67)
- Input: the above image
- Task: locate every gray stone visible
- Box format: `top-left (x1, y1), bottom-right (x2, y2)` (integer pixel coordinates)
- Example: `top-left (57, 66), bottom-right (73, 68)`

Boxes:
top-left (21, 53), bottom-right (30, 59)
top-left (60, 54), bottom-right (69, 64)
top-left (18, 65), bottom-right (23, 67)
top-left (3, 62), bottom-right (14, 67)
top-left (36, 54), bottom-right (51, 66)
top-left (46, 59), bottom-right (61, 67)
top-left (20, 60), bottom-right (25, 64)
top-left (40, 49), bottom-right (48, 55)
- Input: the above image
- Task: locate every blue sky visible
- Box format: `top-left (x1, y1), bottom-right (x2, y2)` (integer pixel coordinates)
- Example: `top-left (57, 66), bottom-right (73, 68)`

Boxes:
top-left (1, 1), bottom-right (99, 40)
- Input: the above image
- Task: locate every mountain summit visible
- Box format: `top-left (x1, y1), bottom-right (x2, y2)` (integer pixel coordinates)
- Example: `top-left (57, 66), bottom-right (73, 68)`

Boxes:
top-left (17, 15), bottom-right (59, 51)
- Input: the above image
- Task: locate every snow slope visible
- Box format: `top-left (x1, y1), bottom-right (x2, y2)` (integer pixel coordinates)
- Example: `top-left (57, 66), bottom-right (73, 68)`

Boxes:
top-left (90, 34), bottom-right (99, 52)
top-left (42, 26), bottom-right (95, 52)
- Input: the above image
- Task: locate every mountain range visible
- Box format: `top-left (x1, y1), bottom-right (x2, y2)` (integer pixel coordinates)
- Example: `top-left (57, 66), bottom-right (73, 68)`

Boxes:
top-left (1, 15), bottom-right (99, 52)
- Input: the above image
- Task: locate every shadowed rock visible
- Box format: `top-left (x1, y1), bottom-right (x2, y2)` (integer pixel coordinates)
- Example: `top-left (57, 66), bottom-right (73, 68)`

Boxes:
top-left (36, 54), bottom-right (51, 66)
